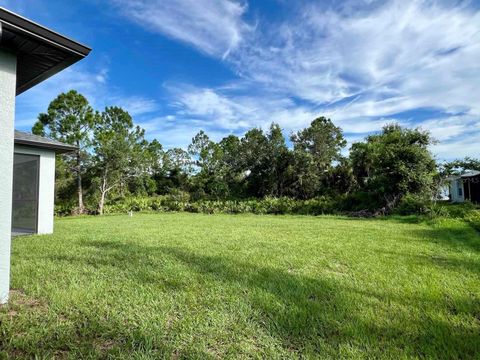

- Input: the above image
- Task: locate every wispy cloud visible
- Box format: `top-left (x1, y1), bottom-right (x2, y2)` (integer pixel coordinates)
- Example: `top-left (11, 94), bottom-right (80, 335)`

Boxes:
top-left (107, 96), bottom-right (159, 117)
top-left (184, 89), bottom-right (313, 128)
top-left (149, 0), bottom-right (480, 159)
top-left (432, 131), bottom-right (480, 160)
top-left (111, 0), bottom-right (251, 58)
top-left (231, 0), bottom-right (480, 110)
top-left (14, 0), bottom-right (479, 160)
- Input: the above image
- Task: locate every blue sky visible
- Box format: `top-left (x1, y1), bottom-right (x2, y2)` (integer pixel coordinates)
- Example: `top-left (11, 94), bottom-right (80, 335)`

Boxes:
top-left (2, 0), bottom-right (479, 160)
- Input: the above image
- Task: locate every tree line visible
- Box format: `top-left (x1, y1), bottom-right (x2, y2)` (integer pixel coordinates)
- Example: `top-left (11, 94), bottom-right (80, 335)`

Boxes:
top-left (33, 90), bottom-right (477, 215)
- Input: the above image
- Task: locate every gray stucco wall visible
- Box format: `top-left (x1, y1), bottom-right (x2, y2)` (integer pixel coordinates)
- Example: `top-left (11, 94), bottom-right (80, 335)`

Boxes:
top-left (0, 50), bottom-right (16, 304)
top-left (14, 145), bottom-right (56, 234)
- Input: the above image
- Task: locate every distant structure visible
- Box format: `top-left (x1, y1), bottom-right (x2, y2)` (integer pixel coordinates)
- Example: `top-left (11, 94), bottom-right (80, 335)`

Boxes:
top-left (448, 171), bottom-right (480, 203)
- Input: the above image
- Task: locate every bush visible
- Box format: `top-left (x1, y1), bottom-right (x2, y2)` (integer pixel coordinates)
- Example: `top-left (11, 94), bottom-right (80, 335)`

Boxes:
top-left (417, 201), bottom-right (480, 231)
top-left (95, 195), bottom-right (343, 216)
top-left (334, 192), bottom-right (383, 213)
top-left (56, 193), bottom-right (480, 226)
top-left (55, 203), bottom-right (75, 217)
top-left (440, 202), bottom-right (477, 218)
top-left (464, 210), bottom-right (480, 232)
top-left (395, 194), bottom-right (431, 215)
top-left (424, 202), bottom-right (450, 219)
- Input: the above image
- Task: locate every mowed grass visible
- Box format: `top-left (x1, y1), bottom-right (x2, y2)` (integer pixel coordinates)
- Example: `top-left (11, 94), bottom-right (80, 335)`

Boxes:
top-left (1, 213), bottom-right (479, 359)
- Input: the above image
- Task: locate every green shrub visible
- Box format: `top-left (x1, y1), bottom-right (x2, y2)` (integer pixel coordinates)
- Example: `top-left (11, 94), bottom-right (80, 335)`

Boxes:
top-left (440, 202), bottom-right (477, 218)
top-left (55, 203), bottom-right (75, 217)
top-left (464, 210), bottom-right (480, 232)
top-left (424, 202), bottom-right (450, 220)
top-left (167, 190), bottom-right (191, 203)
top-left (396, 194), bottom-right (431, 215)
top-left (336, 192), bottom-right (383, 212)
top-left (95, 196), bottom-right (342, 216)
top-left (417, 201), bottom-right (480, 230)
top-left (56, 193), bottom-right (480, 223)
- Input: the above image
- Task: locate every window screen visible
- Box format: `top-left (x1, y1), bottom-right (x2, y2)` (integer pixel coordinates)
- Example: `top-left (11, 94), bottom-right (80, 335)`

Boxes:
top-left (12, 153), bottom-right (39, 233)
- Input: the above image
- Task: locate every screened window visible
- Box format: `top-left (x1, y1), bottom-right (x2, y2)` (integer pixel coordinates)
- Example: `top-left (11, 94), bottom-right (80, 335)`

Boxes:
top-left (12, 153), bottom-right (39, 234)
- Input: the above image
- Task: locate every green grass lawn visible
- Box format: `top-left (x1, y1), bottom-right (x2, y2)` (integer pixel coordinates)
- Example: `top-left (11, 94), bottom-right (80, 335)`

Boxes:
top-left (1, 213), bottom-right (479, 359)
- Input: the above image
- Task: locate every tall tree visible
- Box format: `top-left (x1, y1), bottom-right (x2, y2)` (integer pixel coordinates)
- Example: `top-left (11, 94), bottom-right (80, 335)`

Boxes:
top-left (189, 131), bottom-right (220, 176)
top-left (139, 139), bottom-right (165, 195)
top-left (161, 148), bottom-right (192, 193)
top-left (93, 107), bottom-right (147, 215)
top-left (350, 123), bottom-right (436, 211)
top-left (240, 127), bottom-right (270, 197)
top-left (218, 135), bottom-right (244, 197)
top-left (265, 123), bottom-right (291, 197)
top-left (236, 124), bottom-right (292, 198)
top-left (290, 117), bottom-right (346, 197)
top-left (189, 131), bottom-right (227, 198)
top-left (326, 157), bottom-right (356, 195)
top-left (32, 90), bottom-right (94, 213)
top-left (291, 117), bottom-right (346, 168)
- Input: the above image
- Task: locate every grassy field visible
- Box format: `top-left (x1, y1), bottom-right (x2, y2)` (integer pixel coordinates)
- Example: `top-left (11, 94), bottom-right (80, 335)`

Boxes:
top-left (1, 213), bottom-right (479, 359)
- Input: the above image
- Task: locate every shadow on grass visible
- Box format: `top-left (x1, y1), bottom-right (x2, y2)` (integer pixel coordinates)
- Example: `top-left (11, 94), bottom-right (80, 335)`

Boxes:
top-left (343, 215), bottom-right (480, 253)
top-left (156, 245), bottom-right (479, 358)
top-left (376, 247), bottom-right (480, 275)
top-left (43, 238), bottom-right (480, 357)
top-left (410, 222), bottom-right (480, 253)
top-left (338, 215), bottom-right (423, 224)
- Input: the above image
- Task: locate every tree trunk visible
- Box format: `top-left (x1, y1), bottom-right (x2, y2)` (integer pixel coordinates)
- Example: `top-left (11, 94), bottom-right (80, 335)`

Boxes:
top-left (98, 171), bottom-right (108, 216)
top-left (98, 190), bottom-right (106, 216)
top-left (76, 146), bottom-right (84, 214)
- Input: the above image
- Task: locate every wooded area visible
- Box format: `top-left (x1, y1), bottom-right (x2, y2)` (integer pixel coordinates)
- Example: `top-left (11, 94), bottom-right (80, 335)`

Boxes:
top-left (32, 90), bottom-right (479, 215)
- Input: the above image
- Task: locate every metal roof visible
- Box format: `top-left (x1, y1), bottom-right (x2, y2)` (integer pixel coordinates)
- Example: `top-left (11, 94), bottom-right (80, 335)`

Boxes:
top-left (0, 7), bottom-right (91, 95)
top-left (14, 130), bottom-right (78, 154)
top-left (461, 170), bottom-right (480, 178)
top-left (448, 170), bottom-right (480, 181)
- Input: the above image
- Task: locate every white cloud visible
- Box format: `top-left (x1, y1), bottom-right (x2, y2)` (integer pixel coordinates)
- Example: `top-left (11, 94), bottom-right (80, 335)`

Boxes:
top-left (112, 0), bottom-right (251, 58)
top-left (231, 0), bottom-right (480, 112)
top-left (431, 132), bottom-right (480, 160)
top-left (166, 84), bottom-right (317, 131)
top-left (107, 96), bottom-right (158, 117)
top-left (155, 0), bottom-right (480, 156)
top-left (15, 0), bottom-right (479, 160)
top-left (171, 87), bottom-right (252, 129)
top-left (139, 115), bottom-right (230, 148)
top-left (151, 79), bottom-right (479, 158)
top-left (417, 115), bottom-right (480, 142)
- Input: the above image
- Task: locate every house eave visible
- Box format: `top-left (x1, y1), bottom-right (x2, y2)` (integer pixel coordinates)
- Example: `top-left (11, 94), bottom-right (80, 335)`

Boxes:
top-left (0, 7), bottom-right (91, 95)
top-left (14, 139), bottom-right (78, 154)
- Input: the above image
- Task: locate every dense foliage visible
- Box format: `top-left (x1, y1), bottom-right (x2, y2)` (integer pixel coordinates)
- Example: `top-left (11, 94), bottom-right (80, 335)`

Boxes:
top-left (36, 91), bottom-right (478, 216)
top-left (350, 124), bottom-right (437, 212)
top-left (32, 90), bottom-right (95, 214)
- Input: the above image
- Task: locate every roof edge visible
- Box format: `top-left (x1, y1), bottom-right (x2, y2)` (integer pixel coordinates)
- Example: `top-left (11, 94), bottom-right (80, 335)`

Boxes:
top-left (461, 171), bottom-right (480, 178)
top-left (0, 7), bottom-right (91, 57)
top-left (14, 139), bottom-right (78, 154)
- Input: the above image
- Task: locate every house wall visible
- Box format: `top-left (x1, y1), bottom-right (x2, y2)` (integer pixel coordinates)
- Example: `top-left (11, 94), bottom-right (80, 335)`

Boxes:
top-left (14, 145), bottom-right (56, 234)
top-left (450, 179), bottom-right (465, 203)
top-left (0, 50), bottom-right (17, 304)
